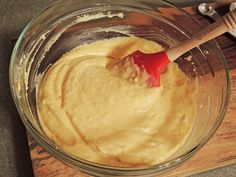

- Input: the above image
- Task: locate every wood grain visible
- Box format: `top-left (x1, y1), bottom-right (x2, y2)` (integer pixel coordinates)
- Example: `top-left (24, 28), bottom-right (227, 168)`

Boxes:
top-left (28, 6), bottom-right (236, 177)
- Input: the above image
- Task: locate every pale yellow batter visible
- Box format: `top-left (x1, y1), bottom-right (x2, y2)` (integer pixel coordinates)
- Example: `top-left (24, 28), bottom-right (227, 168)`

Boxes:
top-left (38, 37), bottom-right (197, 167)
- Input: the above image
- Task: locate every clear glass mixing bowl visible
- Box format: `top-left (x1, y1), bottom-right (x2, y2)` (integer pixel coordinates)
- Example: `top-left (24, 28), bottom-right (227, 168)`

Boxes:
top-left (9, 0), bottom-right (230, 176)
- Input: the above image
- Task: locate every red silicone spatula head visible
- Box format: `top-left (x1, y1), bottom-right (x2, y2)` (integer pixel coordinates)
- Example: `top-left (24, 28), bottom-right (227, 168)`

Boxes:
top-left (129, 50), bottom-right (170, 87)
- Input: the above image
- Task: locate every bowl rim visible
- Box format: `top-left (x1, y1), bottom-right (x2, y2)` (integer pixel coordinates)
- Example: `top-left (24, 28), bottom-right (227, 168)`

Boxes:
top-left (9, 0), bottom-right (231, 175)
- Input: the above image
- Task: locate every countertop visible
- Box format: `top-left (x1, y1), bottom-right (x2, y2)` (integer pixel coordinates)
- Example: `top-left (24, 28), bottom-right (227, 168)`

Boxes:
top-left (0, 0), bottom-right (235, 177)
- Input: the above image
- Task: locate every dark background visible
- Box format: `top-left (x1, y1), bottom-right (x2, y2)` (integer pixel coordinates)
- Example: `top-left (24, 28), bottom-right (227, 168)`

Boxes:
top-left (0, 1), bottom-right (55, 177)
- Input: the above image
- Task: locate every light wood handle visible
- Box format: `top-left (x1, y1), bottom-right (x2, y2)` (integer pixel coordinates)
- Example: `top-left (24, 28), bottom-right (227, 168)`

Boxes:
top-left (166, 8), bottom-right (236, 61)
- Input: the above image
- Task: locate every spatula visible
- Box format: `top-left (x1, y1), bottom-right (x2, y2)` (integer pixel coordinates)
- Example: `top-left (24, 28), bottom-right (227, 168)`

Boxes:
top-left (125, 8), bottom-right (236, 87)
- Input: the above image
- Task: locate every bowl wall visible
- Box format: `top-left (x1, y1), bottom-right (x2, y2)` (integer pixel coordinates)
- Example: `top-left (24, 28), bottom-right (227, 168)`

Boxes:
top-left (9, 0), bottom-right (230, 176)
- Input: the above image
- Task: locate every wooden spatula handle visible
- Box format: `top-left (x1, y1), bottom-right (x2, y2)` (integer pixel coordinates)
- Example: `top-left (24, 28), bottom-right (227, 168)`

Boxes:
top-left (166, 8), bottom-right (236, 61)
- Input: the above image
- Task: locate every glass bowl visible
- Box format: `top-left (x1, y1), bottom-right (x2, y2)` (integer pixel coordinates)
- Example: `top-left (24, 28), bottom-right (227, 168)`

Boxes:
top-left (9, 0), bottom-right (230, 176)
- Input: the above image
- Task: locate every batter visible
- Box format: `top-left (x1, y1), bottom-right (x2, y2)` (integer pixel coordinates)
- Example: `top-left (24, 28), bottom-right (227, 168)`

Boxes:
top-left (38, 37), bottom-right (197, 167)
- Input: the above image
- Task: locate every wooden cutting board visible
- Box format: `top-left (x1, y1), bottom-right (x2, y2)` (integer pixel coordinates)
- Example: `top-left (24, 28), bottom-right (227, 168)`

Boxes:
top-left (27, 6), bottom-right (236, 177)
top-left (27, 67), bottom-right (236, 177)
